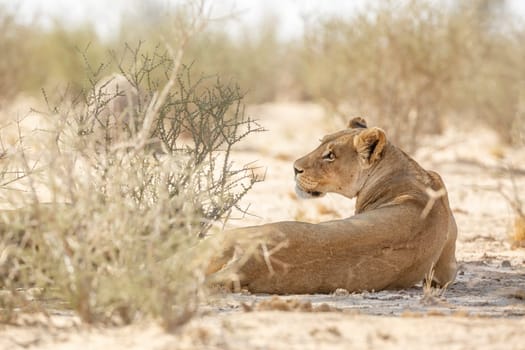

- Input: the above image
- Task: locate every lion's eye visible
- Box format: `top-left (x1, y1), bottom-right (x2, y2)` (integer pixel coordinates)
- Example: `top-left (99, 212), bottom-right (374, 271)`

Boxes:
top-left (323, 151), bottom-right (336, 161)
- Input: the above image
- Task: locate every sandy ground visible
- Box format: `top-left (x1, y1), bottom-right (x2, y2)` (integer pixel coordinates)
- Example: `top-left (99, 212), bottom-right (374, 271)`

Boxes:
top-left (1, 102), bottom-right (525, 349)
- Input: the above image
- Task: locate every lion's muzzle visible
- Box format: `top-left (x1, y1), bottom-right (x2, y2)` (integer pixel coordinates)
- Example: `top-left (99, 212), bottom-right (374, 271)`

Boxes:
top-left (295, 176), bottom-right (324, 198)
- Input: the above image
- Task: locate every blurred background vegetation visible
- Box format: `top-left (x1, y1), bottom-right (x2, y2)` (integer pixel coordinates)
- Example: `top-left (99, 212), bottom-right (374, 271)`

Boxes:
top-left (1, 0), bottom-right (524, 150)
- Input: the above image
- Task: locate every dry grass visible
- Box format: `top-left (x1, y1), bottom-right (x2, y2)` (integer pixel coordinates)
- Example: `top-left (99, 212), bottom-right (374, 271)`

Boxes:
top-left (512, 216), bottom-right (525, 249)
top-left (0, 2), bottom-right (263, 330)
top-left (298, 0), bottom-right (525, 151)
top-left (0, 73), bottom-right (259, 329)
top-left (421, 266), bottom-right (448, 306)
top-left (490, 166), bottom-right (525, 248)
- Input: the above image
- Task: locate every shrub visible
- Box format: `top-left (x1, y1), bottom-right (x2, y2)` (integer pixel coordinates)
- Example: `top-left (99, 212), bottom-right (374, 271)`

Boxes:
top-left (0, 37), bottom-right (262, 329)
top-left (298, 0), bottom-right (525, 151)
top-left (495, 169), bottom-right (525, 248)
top-left (453, 1), bottom-right (525, 146)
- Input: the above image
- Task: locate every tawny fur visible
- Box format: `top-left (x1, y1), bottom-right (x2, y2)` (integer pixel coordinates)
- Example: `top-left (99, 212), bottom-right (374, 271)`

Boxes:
top-left (208, 118), bottom-right (457, 294)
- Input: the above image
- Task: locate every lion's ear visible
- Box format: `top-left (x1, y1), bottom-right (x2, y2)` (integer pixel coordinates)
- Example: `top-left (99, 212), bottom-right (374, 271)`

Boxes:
top-left (348, 117), bottom-right (367, 129)
top-left (353, 127), bottom-right (386, 167)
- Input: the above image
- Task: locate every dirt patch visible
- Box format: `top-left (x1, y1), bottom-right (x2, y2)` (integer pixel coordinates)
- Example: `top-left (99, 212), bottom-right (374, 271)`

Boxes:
top-left (210, 260), bottom-right (525, 319)
top-left (240, 296), bottom-right (341, 313)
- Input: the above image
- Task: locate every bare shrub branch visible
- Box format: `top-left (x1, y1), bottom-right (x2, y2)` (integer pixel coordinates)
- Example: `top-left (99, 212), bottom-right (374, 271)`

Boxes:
top-left (0, 0), bottom-right (262, 330)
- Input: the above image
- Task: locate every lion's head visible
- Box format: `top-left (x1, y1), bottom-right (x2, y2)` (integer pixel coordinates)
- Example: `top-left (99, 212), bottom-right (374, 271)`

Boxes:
top-left (293, 117), bottom-right (387, 199)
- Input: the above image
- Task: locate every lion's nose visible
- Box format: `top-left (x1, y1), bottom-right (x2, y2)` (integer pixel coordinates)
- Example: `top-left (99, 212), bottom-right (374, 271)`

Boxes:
top-left (294, 165), bottom-right (304, 176)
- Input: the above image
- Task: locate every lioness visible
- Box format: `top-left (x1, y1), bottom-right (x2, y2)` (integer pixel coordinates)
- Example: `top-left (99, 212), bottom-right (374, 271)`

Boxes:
top-left (208, 118), bottom-right (457, 294)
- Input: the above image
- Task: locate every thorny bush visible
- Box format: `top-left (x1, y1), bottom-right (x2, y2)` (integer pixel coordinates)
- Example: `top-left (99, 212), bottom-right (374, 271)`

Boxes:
top-left (0, 43), bottom-right (263, 330)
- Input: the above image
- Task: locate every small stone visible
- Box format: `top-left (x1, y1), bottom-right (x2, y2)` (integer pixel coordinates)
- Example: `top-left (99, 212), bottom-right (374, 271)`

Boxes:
top-left (501, 260), bottom-right (512, 268)
top-left (333, 288), bottom-right (350, 296)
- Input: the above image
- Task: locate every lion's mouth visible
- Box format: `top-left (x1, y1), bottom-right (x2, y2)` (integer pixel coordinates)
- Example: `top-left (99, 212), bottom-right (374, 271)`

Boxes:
top-left (295, 185), bottom-right (325, 199)
top-left (308, 191), bottom-right (323, 197)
